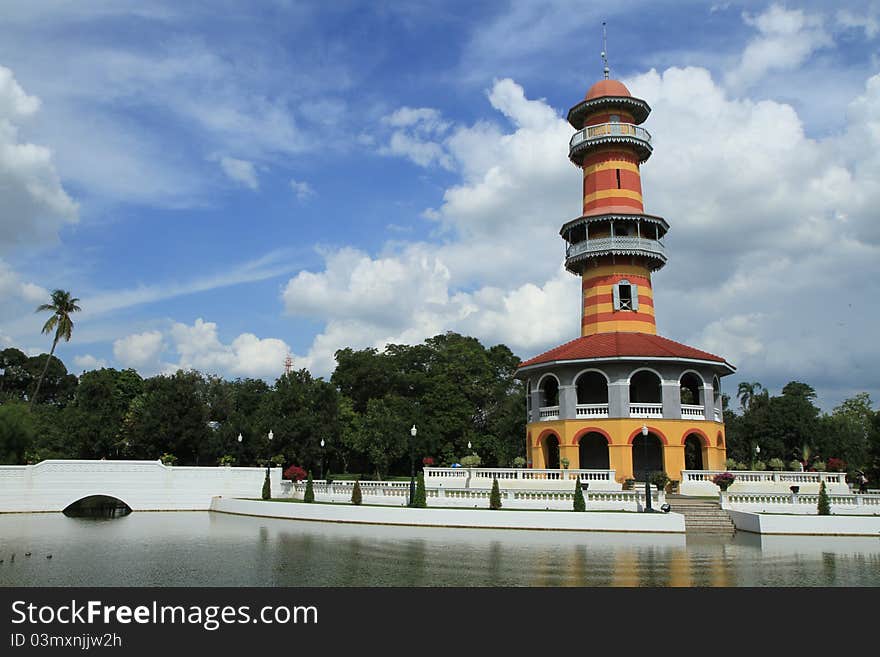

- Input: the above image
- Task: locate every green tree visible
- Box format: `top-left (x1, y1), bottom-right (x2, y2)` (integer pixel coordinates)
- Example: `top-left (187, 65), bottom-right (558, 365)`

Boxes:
top-left (68, 368), bottom-right (143, 458)
top-left (304, 471), bottom-right (315, 503)
top-left (817, 480), bottom-right (831, 515)
top-left (413, 472), bottom-right (427, 508)
top-left (736, 381), bottom-right (766, 412)
top-left (261, 470), bottom-right (271, 500)
top-left (0, 402), bottom-right (35, 464)
top-left (573, 477), bottom-right (585, 512)
top-left (489, 477), bottom-right (502, 510)
top-left (31, 289), bottom-right (81, 407)
top-left (351, 479), bottom-right (362, 505)
top-left (0, 348), bottom-right (29, 401)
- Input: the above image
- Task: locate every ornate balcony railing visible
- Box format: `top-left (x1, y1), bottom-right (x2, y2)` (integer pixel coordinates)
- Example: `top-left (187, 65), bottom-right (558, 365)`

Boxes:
top-left (681, 404), bottom-right (705, 419)
top-left (576, 403), bottom-right (609, 418)
top-left (569, 122), bottom-right (652, 163)
top-left (566, 236), bottom-right (666, 264)
top-left (539, 405), bottom-right (560, 420)
top-left (714, 409), bottom-right (722, 422)
top-left (630, 403), bottom-right (663, 418)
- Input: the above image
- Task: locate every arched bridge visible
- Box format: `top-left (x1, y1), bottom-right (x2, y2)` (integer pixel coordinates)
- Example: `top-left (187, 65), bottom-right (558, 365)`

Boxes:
top-left (0, 460), bottom-right (281, 512)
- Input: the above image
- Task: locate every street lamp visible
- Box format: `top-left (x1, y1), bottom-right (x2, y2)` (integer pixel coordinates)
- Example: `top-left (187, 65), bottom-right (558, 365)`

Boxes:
top-left (320, 438), bottom-right (325, 480)
top-left (266, 430), bottom-right (273, 480)
top-left (237, 432), bottom-right (243, 466)
top-left (408, 425), bottom-right (418, 506)
top-left (641, 424), bottom-right (653, 513)
top-left (467, 440), bottom-right (472, 452)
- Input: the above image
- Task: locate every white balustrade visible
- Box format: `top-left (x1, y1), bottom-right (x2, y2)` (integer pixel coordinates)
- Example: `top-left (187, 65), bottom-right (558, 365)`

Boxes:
top-left (680, 404), bottom-right (705, 419)
top-left (629, 403), bottom-right (662, 418)
top-left (680, 470), bottom-right (851, 496)
top-left (539, 405), bottom-right (560, 420)
top-left (576, 403), bottom-right (609, 418)
top-left (721, 492), bottom-right (880, 515)
top-left (423, 467), bottom-right (621, 491)
top-left (570, 122), bottom-right (652, 148)
top-left (713, 409), bottom-right (722, 422)
top-left (566, 236), bottom-right (666, 262)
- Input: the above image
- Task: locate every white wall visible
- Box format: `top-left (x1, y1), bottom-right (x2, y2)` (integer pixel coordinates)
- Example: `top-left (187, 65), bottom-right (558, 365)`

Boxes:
top-left (211, 497), bottom-right (686, 533)
top-left (0, 460), bottom-right (281, 512)
top-left (727, 510), bottom-right (880, 536)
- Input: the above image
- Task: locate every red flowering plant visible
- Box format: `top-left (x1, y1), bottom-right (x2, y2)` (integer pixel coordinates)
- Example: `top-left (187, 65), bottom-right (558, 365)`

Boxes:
top-left (711, 472), bottom-right (736, 491)
top-left (826, 458), bottom-right (846, 473)
top-left (283, 465), bottom-right (307, 481)
top-left (422, 457), bottom-right (435, 467)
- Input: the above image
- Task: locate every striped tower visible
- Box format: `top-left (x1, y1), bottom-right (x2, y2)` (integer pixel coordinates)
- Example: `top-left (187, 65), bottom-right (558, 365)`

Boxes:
top-left (563, 79), bottom-right (668, 337)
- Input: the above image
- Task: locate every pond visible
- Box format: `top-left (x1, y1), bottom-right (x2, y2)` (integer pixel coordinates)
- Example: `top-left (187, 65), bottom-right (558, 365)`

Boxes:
top-left (1, 512), bottom-right (879, 586)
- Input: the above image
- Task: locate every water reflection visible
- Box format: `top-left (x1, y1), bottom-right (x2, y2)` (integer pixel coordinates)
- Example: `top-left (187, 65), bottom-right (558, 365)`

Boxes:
top-left (1, 512), bottom-right (879, 587)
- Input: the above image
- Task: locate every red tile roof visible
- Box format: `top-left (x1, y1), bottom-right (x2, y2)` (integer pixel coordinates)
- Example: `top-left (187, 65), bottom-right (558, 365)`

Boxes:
top-left (518, 332), bottom-right (733, 370)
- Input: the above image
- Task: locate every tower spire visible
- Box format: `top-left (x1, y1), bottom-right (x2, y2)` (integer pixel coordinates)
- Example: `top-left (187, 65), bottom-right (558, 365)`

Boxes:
top-left (601, 21), bottom-right (610, 79)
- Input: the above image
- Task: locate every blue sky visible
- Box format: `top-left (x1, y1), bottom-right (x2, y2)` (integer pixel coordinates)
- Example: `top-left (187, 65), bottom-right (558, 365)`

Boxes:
top-left (1, 0), bottom-right (879, 411)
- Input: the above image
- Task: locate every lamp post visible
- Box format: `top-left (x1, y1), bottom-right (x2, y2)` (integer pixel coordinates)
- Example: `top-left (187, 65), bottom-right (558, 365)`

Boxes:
top-left (266, 430), bottom-right (273, 480)
top-left (641, 424), bottom-right (653, 512)
top-left (408, 425), bottom-right (417, 507)
top-left (755, 444), bottom-right (760, 468)
top-left (320, 438), bottom-right (325, 480)
top-left (467, 440), bottom-right (472, 452)
top-left (237, 432), bottom-right (243, 465)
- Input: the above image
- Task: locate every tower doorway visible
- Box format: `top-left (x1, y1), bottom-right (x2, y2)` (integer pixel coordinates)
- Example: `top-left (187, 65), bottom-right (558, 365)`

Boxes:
top-left (578, 432), bottom-right (610, 469)
top-left (544, 434), bottom-right (560, 469)
top-left (632, 433), bottom-right (663, 481)
top-left (684, 434), bottom-right (705, 470)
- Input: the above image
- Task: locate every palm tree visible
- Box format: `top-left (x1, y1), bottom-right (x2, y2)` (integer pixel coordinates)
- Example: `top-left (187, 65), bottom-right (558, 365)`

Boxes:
top-left (737, 381), bottom-right (764, 412)
top-left (29, 289), bottom-right (81, 408)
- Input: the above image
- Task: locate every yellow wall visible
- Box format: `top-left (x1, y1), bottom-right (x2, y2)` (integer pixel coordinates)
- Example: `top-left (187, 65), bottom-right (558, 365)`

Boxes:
top-left (527, 417), bottom-right (726, 483)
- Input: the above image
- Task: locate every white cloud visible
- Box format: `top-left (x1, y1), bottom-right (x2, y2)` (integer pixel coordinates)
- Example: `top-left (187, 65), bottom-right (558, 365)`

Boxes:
top-left (726, 4), bottom-right (832, 91)
top-left (837, 9), bottom-right (879, 39)
top-left (379, 106), bottom-right (454, 169)
top-left (73, 354), bottom-right (108, 371)
top-left (290, 178), bottom-right (314, 201)
top-left (0, 65), bottom-right (78, 253)
top-left (113, 331), bottom-right (165, 369)
top-left (219, 156), bottom-right (259, 190)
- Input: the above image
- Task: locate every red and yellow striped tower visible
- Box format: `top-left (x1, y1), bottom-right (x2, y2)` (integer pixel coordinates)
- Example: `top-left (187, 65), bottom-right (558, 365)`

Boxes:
top-left (564, 79), bottom-right (666, 336)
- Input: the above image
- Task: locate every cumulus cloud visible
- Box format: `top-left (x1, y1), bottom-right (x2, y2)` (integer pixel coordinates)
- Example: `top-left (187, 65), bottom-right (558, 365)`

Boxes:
top-left (73, 354), bottom-right (108, 371)
top-left (113, 331), bottom-right (165, 369)
top-left (0, 65), bottom-right (78, 253)
top-left (379, 106), bottom-right (454, 169)
top-left (725, 4), bottom-right (832, 91)
top-left (219, 156), bottom-right (259, 190)
top-left (837, 9), bottom-right (879, 39)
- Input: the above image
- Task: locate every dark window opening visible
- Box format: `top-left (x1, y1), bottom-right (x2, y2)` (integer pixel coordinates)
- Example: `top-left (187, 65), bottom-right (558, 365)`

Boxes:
top-left (619, 284), bottom-right (633, 310)
top-left (616, 168), bottom-right (621, 189)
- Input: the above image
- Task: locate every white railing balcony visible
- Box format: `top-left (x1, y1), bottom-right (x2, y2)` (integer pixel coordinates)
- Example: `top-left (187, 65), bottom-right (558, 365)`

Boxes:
top-left (681, 404), bottom-right (705, 419)
top-left (629, 403), bottom-right (662, 418)
top-left (569, 122), bottom-right (651, 150)
top-left (714, 409), bottom-right (722, 422)
top-left (539, 405), bottom-right (560, 420)
top-left (576, 403), bottom-right (609, 418)
top-left (566, 236), bottom-right (666, 263)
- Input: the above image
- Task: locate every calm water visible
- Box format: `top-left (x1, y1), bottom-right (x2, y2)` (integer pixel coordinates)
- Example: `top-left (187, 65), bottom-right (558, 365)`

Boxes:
top-left (1, 512), bottom-right (879, 587)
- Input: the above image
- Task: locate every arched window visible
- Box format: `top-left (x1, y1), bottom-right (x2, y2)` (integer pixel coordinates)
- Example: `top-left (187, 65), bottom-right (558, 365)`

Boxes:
top-left (575, 371), bottom-right (608, 404)
top-left (629, 370), bottom-right (662, 404)
top-left (613, 279), bottom-right (639, 311)
top-left (539, 376), bottom-right (559, 408)
top-left (680, 372), bottom-right (704, 406)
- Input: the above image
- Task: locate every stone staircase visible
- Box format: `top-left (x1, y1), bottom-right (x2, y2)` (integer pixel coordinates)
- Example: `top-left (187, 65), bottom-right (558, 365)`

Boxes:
top-left (665, 495), bottom-right (736, 534)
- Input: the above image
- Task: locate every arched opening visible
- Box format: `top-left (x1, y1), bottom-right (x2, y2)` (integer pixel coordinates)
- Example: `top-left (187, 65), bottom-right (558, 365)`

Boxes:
top-left (63, 495), bottom-right (132, 518)
top-left (543, 434), bottom-right (560, 469)
top-left (713, 376), bottom-right (721, 409)
top-left (575, 371), bottom-right (608, 404)
top-left (539, 376), bottom-right (559, 408)
top-left (679, 372), bottom-right (703, 406)
top-left (526, 380), bottom-right (532, 414)
top-left (630, 370), bottom-right (662, 403)
top-left (684, 434), bottom-right (705, 470)
top-left (578, 432), bottom-right (610, 469)
top-left (631, 433), bottom-right (663, 482)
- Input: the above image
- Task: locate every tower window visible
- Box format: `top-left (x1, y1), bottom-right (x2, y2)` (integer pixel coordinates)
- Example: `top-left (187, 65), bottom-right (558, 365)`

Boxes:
top-left (616, 168), bottom-right (621, 189)
top-left (613, 279), bottom-right (640, 312)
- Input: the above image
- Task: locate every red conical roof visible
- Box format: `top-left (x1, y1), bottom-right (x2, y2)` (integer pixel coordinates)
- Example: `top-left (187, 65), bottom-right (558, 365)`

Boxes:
top-left (585, 79), bottom-right (631, 100)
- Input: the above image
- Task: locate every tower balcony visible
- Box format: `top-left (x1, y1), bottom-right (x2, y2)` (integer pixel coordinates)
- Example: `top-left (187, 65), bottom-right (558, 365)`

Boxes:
top-left (565, 235), bottom-right (667, 273)
top-left (569, 122), bottom-right (652, 166)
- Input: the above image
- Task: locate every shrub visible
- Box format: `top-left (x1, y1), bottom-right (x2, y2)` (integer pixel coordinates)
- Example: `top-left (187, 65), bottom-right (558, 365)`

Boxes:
top-left (812, 460), bottom-right (826, 472)
top-left (650, 471), bottom-right (669, 490)
top-left (261, 471), bottom-right (271, 500)
top-left (560, 457), bottom-right (570, 469)
top-left (573, 478), bottom-right (585, 512)
top-left (460, 454), bottom-right (482, 468)
top-left (219, 454), bottom-right (236, 466)
top-left (351, 480), bottom-right (362, 505)
top-left (817, 480), bottom-right (831, 515)
top-left (826, 457), bottom-right (846, 473)
top-left (270, 453), bottom-right (285, 467)
top-left (725, 458), bottom-right (739, 470)
top-left (422, 456), bottom-right (434, 467)
top-left (753, 460), bottom-right (766, 471)
top-left (712, 472), bottom-right (735, 490)
top-left (489, 478), bottom-right (502, 510)
top-left (283, 465), bottom-right (307, 481)
top-left (512, 457), bottom-right (526, 468)
top-left (413, 473), bottom-right (427, 508)
top-left (788, 460), bottom-right (803, 471)
top-left (303, 471), bottom-right (315, 503)
top-left (768, 458), bottom-right (785, 471)
top-left (160, 453), bottom-right (177, 466)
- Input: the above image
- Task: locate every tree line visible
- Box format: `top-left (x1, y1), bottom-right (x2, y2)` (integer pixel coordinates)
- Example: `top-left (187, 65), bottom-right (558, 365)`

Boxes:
top-left (0, 332), bottom-right (526, 478)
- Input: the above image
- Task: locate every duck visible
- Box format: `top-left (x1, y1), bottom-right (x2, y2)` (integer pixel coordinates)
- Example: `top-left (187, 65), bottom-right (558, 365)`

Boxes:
top-left (24, 552), bottom-right (31, 557)
top-left (46, 554), bottom-right (53, 559)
